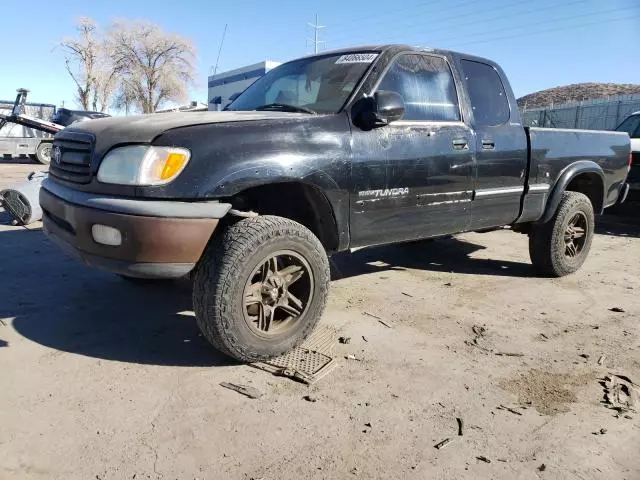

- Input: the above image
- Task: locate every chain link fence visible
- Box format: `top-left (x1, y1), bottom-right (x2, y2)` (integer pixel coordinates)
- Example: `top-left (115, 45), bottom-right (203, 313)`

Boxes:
top-left (521, 94), bottom-right (640, 131)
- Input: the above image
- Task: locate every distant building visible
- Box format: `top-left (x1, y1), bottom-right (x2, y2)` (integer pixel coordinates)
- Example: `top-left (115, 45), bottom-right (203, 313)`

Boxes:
top-left (208, 61), bottom-right (280, 111)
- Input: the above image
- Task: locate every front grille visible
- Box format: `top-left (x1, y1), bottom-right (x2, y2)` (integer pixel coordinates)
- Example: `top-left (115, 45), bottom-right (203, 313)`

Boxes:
top-left (49, 131), bottom-right (95, 184)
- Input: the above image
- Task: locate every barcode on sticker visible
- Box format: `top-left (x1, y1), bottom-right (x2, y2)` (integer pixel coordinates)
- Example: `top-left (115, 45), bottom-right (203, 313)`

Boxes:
top-left (335, 53), bottom-right (379, 64)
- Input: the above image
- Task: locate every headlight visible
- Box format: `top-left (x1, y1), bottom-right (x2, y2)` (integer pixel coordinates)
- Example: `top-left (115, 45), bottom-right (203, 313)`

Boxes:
top-left (97, 145), bottom-right (191, 185)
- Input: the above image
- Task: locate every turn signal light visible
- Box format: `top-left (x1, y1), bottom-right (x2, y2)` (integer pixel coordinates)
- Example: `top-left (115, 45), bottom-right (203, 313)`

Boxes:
top-left (161, 152), bottom-right (189, 180)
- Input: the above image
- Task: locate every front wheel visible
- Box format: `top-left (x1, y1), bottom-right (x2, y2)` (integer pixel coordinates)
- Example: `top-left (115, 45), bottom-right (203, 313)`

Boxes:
top-left (529, 191), bottom-right (595, 277)
top-left (193, 215), bottom-right (330, 362)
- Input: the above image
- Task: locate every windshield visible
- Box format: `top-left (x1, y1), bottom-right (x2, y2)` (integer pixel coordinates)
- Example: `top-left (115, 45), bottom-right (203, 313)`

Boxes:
top-left (227, 52), bottom-right (379, 114)
top-left (615, 114), bottom-right (640, 138)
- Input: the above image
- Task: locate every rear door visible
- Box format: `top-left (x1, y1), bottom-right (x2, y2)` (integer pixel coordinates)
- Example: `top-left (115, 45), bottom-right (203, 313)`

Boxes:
top-left (459, 59), bottom-right (528, 229)
top-left (349, 53), bottom-right (475, 247)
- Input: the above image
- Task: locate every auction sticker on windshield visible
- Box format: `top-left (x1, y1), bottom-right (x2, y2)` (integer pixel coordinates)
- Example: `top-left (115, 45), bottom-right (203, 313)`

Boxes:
top-left (335, 53), bottom-right (379, 64)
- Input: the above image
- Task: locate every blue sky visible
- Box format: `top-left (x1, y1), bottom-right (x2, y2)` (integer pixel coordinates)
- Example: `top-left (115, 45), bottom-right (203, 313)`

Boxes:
top-left (2, 0), bottom-right (638, 109)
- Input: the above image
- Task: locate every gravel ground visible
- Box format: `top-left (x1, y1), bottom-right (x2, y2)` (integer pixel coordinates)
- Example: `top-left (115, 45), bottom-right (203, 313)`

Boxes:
top-left (1, 160), bottom-right (639, 480)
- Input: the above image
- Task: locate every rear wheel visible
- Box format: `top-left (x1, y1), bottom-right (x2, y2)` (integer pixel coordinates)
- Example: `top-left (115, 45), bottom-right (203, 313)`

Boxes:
top-left (35, 142), bottom-right (52, 165)
top-left (529, 191), bottom-right (595, 277)
top-left (193, 215), bottom-right (330, 362)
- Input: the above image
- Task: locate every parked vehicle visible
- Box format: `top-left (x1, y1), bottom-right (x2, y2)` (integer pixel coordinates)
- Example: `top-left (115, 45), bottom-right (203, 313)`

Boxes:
top-left (615, 111), bottom-right (640, 191)
top-left (40, 45), bottom-right (631, 362)
top-left (0, 91), bottom-right (111, 164)
top-left (0, 92), bottom-right (57, 164)
top-left (51, 108), bottom-right (110, 127)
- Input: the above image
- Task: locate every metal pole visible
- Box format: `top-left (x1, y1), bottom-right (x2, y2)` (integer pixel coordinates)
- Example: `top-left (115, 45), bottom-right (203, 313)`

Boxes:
top-left (314, 14), bottom-right (319, 53)
top-left (213, 24), bottom-right (228, 76)
top-left (307, 15), bottom-right (325, 54)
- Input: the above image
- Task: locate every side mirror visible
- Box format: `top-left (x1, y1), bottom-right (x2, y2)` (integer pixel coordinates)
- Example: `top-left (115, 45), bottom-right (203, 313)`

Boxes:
top-left (374, 90), bottom-right (405, 124)
top-left (356, 91), bottom-right (405, 130)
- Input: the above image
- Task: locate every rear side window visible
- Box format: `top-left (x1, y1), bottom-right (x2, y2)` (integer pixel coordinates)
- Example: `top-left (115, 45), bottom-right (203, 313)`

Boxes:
top-left (376, 54), bottom-right (460, 122)
top-left (461, 60), bottom-right (509, 126)
top-left (616, 115), bottom-right (640, 138)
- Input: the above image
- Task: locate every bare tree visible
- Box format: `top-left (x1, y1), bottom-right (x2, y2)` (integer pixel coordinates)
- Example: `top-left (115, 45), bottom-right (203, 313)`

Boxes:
top-left (60, 18), bottom-right (117, 112)
top-left (109, 20), bottom-right (196, 113)
top-left (92, 56), bottom-right (119, 112)
top-left (60, 18), bottom-right (99, 110)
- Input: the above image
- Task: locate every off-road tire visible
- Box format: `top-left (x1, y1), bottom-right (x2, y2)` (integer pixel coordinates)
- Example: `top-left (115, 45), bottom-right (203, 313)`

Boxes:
top-left (193, 215), bottom-right (330, 362)
top-left (35, 142), bottom-right (52, 165)
top-left (529, 191), bottom-right (595, 277)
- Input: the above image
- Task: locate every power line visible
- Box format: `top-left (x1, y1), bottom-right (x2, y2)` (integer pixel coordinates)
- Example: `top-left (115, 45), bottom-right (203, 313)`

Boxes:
top-left (329, 0), bottom-right (586, 44)
top-left (325, 3), bottom-right (634, 51)
top-left (429, 5), bottom-right (637, 46)
top-left (328, 0), bottom-right (534, 42)
top-left (328, 0), bottom-right (448, 30)
top-left (451, 14), bottom-right (640, 49)
top-left (307, 14), bottom-right (325, 54)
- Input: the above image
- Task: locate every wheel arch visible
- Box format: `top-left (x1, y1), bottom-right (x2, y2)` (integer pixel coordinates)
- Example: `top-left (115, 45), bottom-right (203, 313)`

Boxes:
top-left (539, 161), bottom-right (605, 224)
top-left (224, 180), bottom-right (342, 253)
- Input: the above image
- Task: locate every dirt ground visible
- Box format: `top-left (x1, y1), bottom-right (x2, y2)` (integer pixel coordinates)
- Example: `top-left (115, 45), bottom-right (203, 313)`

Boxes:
top-left (1, 160), bottom-right (639, 480)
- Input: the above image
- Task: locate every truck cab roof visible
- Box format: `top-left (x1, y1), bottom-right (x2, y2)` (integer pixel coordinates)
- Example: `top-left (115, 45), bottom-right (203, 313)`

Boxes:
top-left (296, 44), bottom-right (497, 67)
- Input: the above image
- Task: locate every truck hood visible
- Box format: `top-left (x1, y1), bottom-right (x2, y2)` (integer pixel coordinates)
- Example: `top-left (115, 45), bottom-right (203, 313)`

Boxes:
top-left (62, 111), bottom-right (309, 151)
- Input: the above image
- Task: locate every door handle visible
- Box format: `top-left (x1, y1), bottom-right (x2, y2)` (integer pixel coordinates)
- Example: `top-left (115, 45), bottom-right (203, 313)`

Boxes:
top-left (481, 140), bottom-right (495, 150)
top-left (452, 139), bottom-right (468, 150)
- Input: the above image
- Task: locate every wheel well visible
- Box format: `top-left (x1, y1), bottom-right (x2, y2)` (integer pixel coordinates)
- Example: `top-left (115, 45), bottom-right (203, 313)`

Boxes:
top-left (565, 172), bottom-right (604, 213)
top-left (226, 182), bottom-right (339, 252)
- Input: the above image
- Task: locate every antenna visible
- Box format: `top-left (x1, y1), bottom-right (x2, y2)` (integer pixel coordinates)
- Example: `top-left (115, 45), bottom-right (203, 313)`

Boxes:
top-left (213, 24), bottom-right (228, 76)
top-left (307, 14), bottom-right (325, 54)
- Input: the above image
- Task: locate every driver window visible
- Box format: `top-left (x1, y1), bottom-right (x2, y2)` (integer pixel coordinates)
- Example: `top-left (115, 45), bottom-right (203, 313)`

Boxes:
top-left (377, 54), bottom-right (461, 122)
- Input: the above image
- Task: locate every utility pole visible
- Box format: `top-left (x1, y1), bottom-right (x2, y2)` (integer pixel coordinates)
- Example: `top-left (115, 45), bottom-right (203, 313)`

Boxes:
top-left (307, 14), bottom-right (325, 54)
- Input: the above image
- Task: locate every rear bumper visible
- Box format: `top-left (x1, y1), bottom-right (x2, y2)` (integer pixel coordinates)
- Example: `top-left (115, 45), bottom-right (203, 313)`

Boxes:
top-left (40, 180), bottom-right (231, 278)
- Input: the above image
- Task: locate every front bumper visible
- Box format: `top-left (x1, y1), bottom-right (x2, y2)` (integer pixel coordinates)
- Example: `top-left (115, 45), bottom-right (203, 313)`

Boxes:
top-left (39, 179), bottom-right (231, 278)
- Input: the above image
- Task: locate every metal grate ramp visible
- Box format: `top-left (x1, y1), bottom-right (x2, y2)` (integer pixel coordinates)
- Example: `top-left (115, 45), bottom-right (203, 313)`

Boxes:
top-left (251, 326), bottom-right (337, 385)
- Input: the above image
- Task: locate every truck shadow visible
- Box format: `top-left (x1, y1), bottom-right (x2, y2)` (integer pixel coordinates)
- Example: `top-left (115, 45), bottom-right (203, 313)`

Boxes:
top-left (0, 227), bottom-right (235, 367)
top-left (330, 236), bottom-right (535, 280)
top-left (6, 222), bottom-right (624, 366)
top-left (597, 215), bottom-right (640, 238)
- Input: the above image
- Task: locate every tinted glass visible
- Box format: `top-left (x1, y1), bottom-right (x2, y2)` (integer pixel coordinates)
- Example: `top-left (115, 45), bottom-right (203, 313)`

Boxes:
top-left (228, 52), bottom-right (377, 114)
top-left (376, 54), bottom-right (460, 122)
top-left (616, 114), bottom-right (640, 138)
top-left (461, 60), bottom-right (510, 126)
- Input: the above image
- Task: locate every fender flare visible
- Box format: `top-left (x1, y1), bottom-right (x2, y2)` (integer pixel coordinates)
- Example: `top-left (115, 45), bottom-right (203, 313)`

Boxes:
top-left (538, 160), bottom-right (605, 224)
top-left (208, 165), bottom-right (348, 251)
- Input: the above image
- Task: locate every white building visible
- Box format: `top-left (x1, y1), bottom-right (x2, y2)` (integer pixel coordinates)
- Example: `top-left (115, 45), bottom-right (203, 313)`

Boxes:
top-left (208, 61), bottom-right (280, 111)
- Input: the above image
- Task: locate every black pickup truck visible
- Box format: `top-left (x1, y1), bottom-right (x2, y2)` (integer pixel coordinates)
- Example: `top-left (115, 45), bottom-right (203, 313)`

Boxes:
top-left (40, 45), bottom-right (631, 362)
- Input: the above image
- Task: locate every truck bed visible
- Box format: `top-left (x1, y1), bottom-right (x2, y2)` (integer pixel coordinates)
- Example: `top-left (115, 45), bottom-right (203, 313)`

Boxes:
top-left (527, 127), bottom-right (630, 209)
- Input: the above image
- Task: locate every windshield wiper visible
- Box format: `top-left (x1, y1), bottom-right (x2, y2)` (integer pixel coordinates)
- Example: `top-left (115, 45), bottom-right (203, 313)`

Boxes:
top-left (254, 103), bottom-right (317, 115)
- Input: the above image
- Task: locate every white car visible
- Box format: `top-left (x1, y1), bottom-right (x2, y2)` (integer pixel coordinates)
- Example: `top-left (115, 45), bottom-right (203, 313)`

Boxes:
top-left (615, 112), bottom-right (640, 190)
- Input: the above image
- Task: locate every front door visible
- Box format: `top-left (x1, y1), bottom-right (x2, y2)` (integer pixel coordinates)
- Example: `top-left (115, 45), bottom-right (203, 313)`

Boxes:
top-left (349, 53), bottom-right (475, 248)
